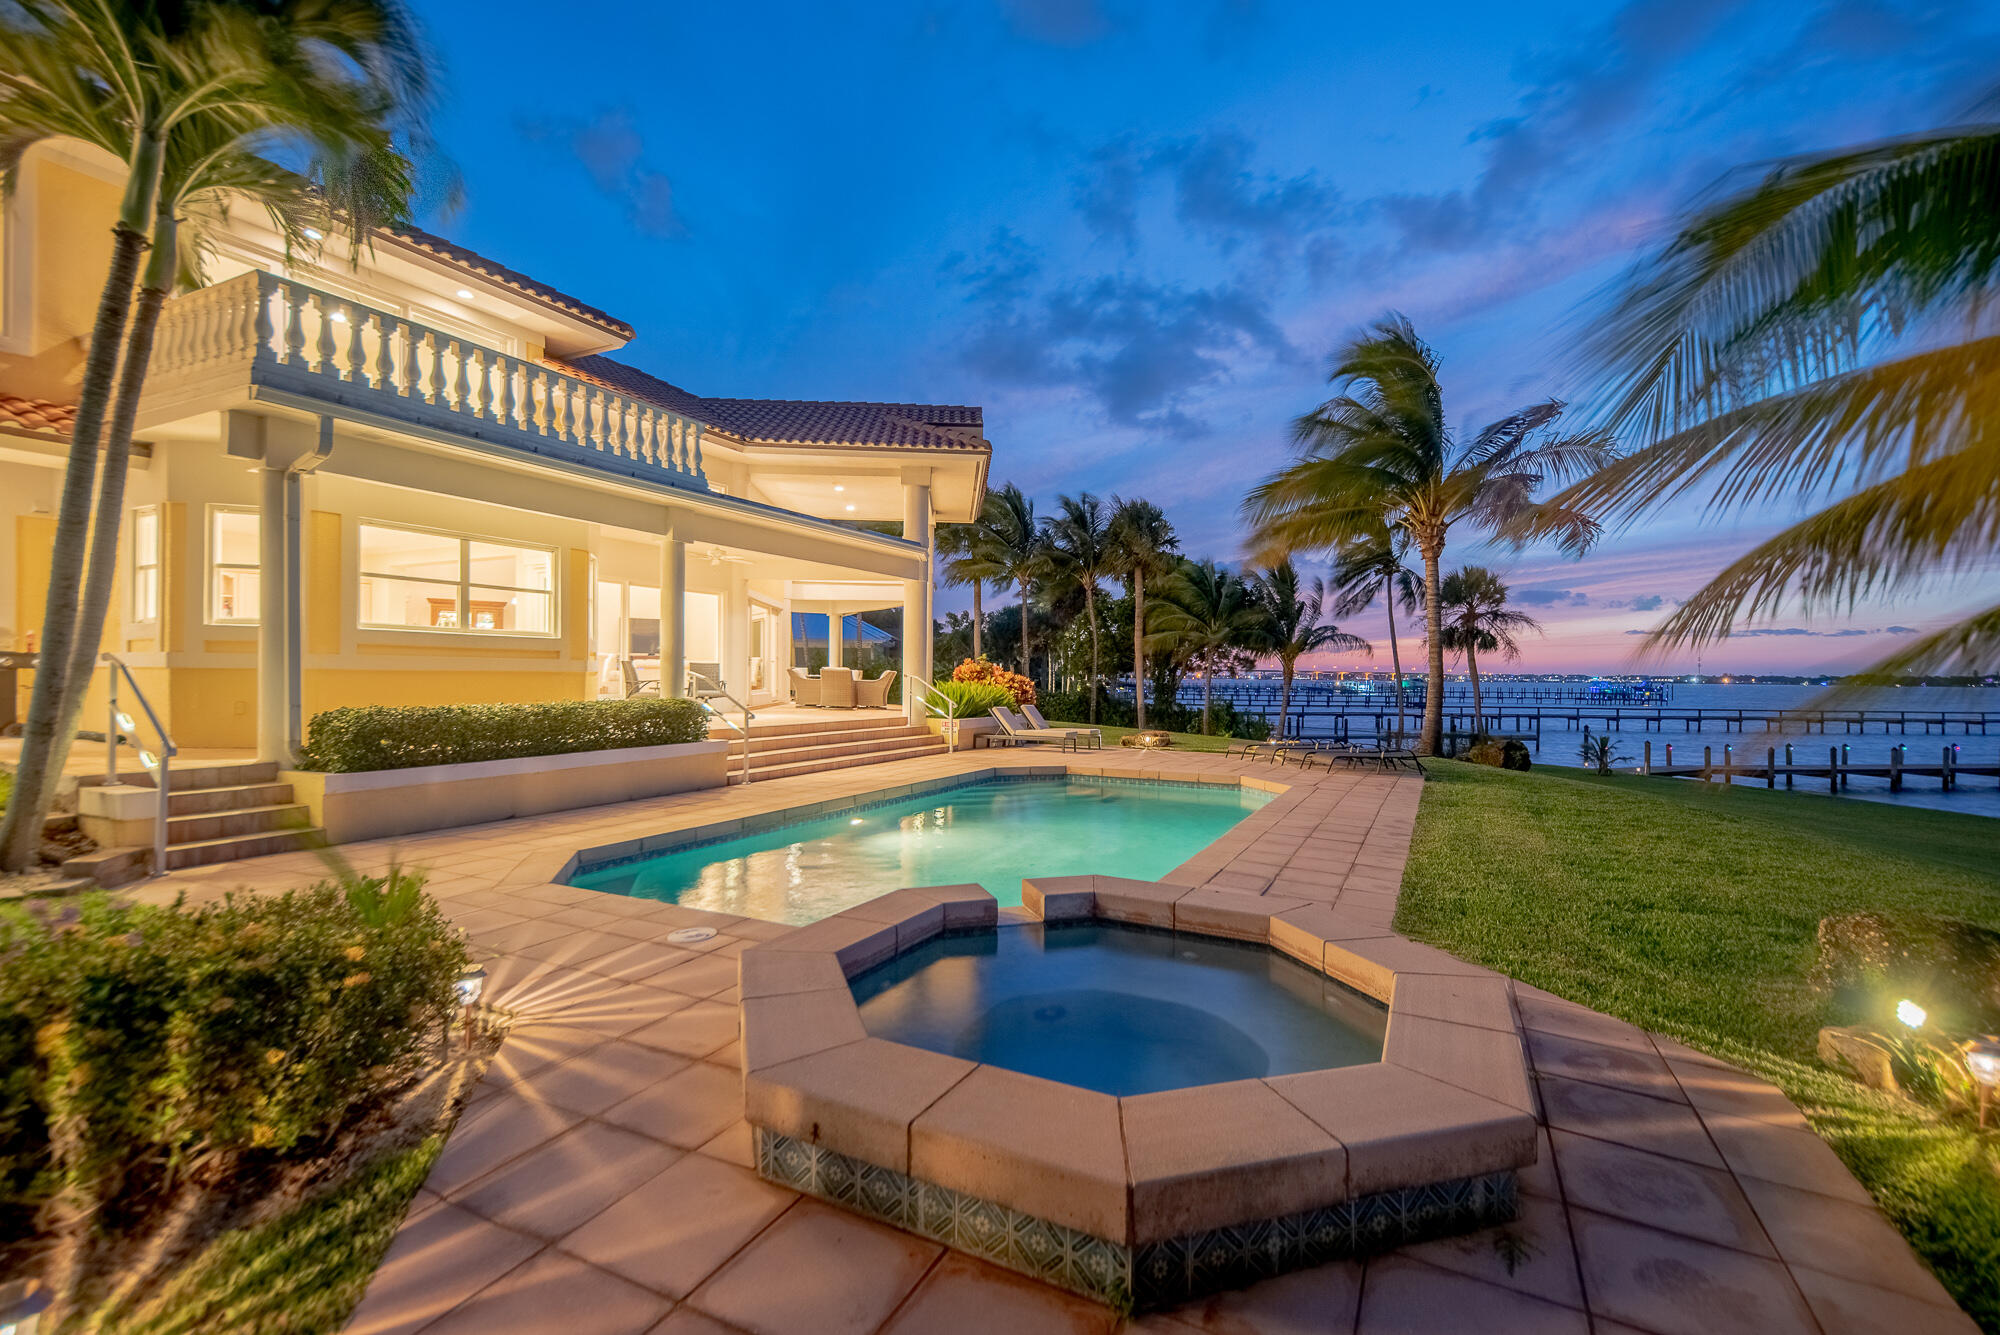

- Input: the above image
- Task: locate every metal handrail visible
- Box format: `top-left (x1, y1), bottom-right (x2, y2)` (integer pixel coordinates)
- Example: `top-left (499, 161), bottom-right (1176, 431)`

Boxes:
top-left (905, 673), bottom-right (962, 753)
top-left (102, 654), bottom-right (178, 876)
top-left (688, 670), bottom-right (754, 783)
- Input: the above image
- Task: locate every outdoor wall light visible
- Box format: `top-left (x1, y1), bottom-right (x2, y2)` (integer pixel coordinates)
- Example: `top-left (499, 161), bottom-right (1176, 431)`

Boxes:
top-left (1897, 998), bottom-right (1927, 1028)
top-left (0, 1278), bottom-right (49, 1335)
top-left (455, 963), bottom-right (487, 1007)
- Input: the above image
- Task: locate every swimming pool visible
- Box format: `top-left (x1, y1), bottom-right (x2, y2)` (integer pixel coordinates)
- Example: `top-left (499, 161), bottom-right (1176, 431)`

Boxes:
top-left (850, 920), bottom-right (1388, 1096)
top-left (568, 775), bottom-right (1269, 924)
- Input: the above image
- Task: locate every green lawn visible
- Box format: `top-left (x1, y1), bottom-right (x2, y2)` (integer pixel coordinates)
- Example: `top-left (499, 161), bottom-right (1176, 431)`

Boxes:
top-left (1040, 721), bottom-right (1237, 752)
top-left (1398, 761), bottom-right (2000, 1327)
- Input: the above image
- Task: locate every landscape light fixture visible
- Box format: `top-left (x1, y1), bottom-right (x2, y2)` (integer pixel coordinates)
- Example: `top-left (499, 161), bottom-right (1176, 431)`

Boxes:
top-left (1896, 998), bottom-right (1927, 1029)
top-left (115, 711), bottom-right (136, 733)
top-left (455, 962), bottom-right (487, 1008)
top-left (1965, 1037), bottom-right (2000, 1128)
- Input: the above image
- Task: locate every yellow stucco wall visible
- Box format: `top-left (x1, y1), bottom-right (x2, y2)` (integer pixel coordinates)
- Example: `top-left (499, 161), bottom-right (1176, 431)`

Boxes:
top-left (1, 149), bottom-right (123, 402)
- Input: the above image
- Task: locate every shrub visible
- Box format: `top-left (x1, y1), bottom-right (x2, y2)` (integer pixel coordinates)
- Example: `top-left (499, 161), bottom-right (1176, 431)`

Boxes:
top-left (296, 697), bottom-right (710, 772)
top-left (1036, 690), bottom-right (1272, 740)
top-left (1467, 739), bottom-right (1533, 771)
top-left (0, 875), bottom-right (466, 1232)
top-left (949, 657), bottom-right (1036, 707)
top-left (928, 680), bottom-right (1013, 718)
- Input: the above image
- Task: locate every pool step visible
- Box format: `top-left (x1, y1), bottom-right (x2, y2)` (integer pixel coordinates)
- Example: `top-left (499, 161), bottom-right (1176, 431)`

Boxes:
top-left (732, 740), bottom-right (950, 784)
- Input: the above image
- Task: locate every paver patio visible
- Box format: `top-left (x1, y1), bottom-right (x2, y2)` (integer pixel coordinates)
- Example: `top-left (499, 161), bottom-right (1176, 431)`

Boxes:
top-left (127, 746), bottom-right (1975, 1335)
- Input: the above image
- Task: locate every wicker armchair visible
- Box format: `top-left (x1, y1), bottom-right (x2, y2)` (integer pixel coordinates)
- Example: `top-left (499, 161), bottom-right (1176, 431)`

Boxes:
top-left (854, 670), bottom-right (896, 709)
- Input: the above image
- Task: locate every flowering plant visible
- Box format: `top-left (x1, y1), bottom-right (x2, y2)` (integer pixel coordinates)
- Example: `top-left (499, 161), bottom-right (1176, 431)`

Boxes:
top-left (950, 657), bottom-right (1036, 707)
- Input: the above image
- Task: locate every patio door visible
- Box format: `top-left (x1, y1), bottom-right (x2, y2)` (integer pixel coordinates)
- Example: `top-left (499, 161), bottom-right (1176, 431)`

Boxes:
top-left (749, 602), bottom-right (779, 704)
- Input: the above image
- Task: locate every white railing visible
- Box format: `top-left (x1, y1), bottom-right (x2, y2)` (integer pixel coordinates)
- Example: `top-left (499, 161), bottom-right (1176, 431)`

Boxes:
top-left (103, 654), bottom-right (177, 876)
top-left (688, 670), bottom-right (755, 784)
top-left (152, 270), bottom-right (707, 487)
top-left (908, 673), bottom-right (961, 752)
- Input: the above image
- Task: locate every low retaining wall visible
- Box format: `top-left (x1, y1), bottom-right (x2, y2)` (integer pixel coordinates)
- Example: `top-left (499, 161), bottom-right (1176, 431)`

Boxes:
top-left (284, 740), bottom-right (729, 843)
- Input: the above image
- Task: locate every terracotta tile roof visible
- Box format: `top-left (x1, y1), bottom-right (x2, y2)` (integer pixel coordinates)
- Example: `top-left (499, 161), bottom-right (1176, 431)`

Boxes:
top-left (0, 393), bottom-right (75, 437)
top-left (375, 225), bottom-right (636, 340)
top-left (553, 355), bottom-right (988, 453)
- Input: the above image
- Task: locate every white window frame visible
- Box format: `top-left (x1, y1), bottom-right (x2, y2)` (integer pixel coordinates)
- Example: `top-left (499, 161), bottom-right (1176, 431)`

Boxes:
top-left (206, 504), bottom-right (261, 625)
top-left (129, 505), bottom-right (160, 624)
top-left (356, 519), bottom-right (559, 637)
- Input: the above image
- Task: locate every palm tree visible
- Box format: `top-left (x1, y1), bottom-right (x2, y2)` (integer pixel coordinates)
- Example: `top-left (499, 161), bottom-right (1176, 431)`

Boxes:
top-left (984, 482), bottom-right (1048, 688)
top-left (1329, 528), bottom-right (1421, 744)
top-left (1435, 566), bottom-right (1541, 735)
top-left (1151, 559), bottom-right (1262, 735)
top-left (1249, 559), bottom-right (1370, 740)
top-left (1044, 493), bottom-right (1115, 722)
top-left (1244, 315), bottom-right (1613, 756)
top-left (1105, 495), bottom-right (1178, 729)
top-left (0, 0), bottom-right (438, 870)
top-left (935, 490), bottom-right (1010, 661)
top-left (1523, 112), bottom-right (2000, 682)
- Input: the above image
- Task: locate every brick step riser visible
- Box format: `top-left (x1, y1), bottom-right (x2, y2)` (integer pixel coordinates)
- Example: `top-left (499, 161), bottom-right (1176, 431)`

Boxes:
top-left (737, 727), bottom-right (930, 750)
top-left (164, 829), bottom-right (320, 870)
top-left (166, 805), bottom-right (313, 843)
top-left (112, 762), bottom-right (282, 793)
top-left (166, 782), bottom-right (296, 816)
top-left (728, 743), bottom-right (949, 784)
top-left (740, 736), bottom-right (940, 764)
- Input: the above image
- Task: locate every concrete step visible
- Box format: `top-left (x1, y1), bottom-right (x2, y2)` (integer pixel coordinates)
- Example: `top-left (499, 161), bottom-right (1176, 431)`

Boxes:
top-left (166, 803), bottom-right (313, 844)
top-left (164, 828), bottom-right (322, 870)
top-left (166, 781), bottom-right (296, 816)
top-left (61, 845), bottom-right (150, 888)
top-left (120, 760), bottom-right (282, 792)
top-left (730, 741), bottom-right (949, 785)
top-left (727, 715), bottom-right (919, 740)
top-left (740, 733), bottom-right (943, 767)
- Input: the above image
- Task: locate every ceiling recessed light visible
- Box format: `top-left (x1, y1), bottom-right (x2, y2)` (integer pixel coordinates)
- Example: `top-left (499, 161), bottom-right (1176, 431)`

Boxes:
top-left (845, 504), bottom-right (856, 511)
top-left (302, 226), bottom-right (323, 241)
top-left (455, 288), bottom-right (474, 300)
top-left (833, 484), bottom-right (845, 492)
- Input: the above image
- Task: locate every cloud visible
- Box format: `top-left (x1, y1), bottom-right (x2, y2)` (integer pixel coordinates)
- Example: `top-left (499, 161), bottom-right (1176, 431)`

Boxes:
top-left (1885, 625), bottom-right (1919, 635)
top-left (1516, 586), bottom-right (1589, 607)
top-left (940, 227), bottom-right (1042, 304)
top-left (1605, 593), bottom-right (1667, 611)
top-left (956, 266), bottom-right (1294, 436)
top-left (1071, 129), bottom-right (1341, 259)
top-left (517, 109), bottom-right (685, 239)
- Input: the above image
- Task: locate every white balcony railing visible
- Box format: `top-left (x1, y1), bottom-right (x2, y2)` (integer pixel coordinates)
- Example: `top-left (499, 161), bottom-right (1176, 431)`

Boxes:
top-left (151, 270), bottom-right (706, 488)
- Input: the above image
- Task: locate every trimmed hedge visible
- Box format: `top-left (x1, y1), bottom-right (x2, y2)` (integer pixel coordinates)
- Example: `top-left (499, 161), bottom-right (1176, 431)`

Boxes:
top-left (296, 698), bottom-right (711, 773)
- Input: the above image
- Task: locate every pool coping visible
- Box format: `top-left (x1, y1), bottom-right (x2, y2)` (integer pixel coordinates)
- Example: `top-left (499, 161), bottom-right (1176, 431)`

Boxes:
top-left (736, 874), bottom-right (1538, 1308)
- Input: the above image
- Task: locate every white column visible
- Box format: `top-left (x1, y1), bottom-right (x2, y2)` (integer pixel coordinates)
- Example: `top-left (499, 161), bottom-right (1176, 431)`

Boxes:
top-left (902, 476), bottom-right (934, 721)
top-left (257, 462), bottom-right (289, 763)
top-left (661, 534), bottom-right (686, 698)
top-left (723, 570), bottom-right (750, 700)
top-left (828, 608), bottom-right (843, 669)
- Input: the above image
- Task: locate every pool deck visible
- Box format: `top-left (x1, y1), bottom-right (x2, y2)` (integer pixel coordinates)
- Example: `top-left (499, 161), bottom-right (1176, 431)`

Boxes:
top-left (126, 744), bottom-right (1975, 1335)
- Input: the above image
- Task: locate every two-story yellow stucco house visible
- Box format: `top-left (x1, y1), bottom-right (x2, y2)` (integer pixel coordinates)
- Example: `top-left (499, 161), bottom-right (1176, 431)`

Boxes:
top-left (1, 138), bottom-right (987, 769)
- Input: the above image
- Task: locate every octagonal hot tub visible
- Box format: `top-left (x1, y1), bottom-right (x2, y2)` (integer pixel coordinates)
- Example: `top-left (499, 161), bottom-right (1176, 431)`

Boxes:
top-left (738, 876), bottom-right (1536, 1311)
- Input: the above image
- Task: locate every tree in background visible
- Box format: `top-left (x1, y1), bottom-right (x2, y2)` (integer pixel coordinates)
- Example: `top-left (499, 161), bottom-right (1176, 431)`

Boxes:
top-left (1525, 105), bottom-right (2000, 685)
top-left (935, 489), bottom-right (1012, 660)
top-left (1150, 558), bottom-right (1263, 735)
top-left (1249, 559), bottom-right (1370, 741)
top-left (1106, 495), bottom-right (1178, 730)
top-left (0, 0), bottom-right (442, 871)
top-left (1244, 315), bottom-right (1613, 756)
top-left (1329, 527), bottom-right (1421, 743)
top-left (1044, 493), bottom-right (1115, 722)
top-left (1436, 566), bottom-right (1541, 735)
top-left (981, 482), bottom-right (1049, 689)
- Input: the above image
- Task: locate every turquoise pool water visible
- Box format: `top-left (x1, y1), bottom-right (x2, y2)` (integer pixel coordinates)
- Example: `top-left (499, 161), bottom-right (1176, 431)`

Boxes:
top-left (852, 921), bottom-right (1386, 1096)
top-left (569, 776), bottom-right (1269, 925)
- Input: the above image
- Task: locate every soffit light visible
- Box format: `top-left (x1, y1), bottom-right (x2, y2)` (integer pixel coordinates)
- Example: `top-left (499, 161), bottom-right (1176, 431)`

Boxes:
top-left (455, 288), bottom-right (475, 300)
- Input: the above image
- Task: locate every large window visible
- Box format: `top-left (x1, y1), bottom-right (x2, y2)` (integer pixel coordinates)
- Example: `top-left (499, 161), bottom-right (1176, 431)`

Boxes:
top-left (358, 522), bottom-right (554, 633)
top-left (208, 507), bottom-right (260, 624)
top-left (130, 506), bottom-right (159, 623)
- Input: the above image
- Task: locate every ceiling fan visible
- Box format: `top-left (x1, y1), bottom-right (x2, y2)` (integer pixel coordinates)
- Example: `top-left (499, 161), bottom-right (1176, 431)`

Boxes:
top-left (705, 546), bottom-right (752, 566)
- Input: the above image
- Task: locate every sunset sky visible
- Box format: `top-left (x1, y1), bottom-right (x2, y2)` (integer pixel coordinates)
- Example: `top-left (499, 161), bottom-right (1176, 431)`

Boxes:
top-left (410, 0), bottom-right (2000, 675)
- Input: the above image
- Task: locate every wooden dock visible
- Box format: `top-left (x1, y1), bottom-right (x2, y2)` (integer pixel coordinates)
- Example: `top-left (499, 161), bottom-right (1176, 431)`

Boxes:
top-left (1639, 742), bottom-right (2000, 793)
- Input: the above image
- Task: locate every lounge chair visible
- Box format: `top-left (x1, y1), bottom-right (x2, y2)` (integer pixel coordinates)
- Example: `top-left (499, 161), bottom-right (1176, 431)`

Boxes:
top-left (854, 670), bottom-right (896, 709)
top-left (789, 667), bottom-right (822, 707)
top-left (992, 706), bottom-right (1087, 749)
top-left (819, 666), bottom-right (857, 709)
top-left (1020, 703), bottom-right (1100, 748)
